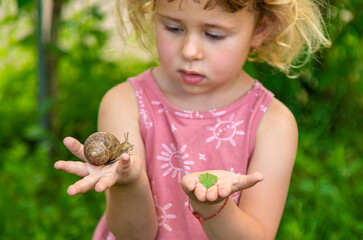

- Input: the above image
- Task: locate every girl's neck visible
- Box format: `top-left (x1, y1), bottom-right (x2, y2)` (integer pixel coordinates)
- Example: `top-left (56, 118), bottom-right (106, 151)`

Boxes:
top-left (152, 67), bottom-right (255, 111)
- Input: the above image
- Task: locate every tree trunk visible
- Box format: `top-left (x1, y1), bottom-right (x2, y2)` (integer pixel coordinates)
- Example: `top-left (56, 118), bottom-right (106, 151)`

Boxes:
top-left (37, 0), bottom-right (65, 138)
top-left (46, 0), bottom-right (64, 137)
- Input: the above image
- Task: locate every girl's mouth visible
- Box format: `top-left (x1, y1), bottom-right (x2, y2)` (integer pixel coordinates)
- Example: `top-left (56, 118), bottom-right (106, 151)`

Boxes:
top-left (179, 70), bottom-right (205, 85)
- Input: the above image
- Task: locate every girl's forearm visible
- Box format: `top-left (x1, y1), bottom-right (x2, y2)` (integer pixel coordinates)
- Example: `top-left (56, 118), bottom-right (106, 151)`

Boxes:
top-left (191, 197), bottom-right (267, 240)
top-left (105, 172), bottom-right (158, 240)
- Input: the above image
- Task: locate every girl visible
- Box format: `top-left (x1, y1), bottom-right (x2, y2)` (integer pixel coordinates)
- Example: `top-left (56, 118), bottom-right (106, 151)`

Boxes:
top-left (55, 0), bottom-right (330, 239)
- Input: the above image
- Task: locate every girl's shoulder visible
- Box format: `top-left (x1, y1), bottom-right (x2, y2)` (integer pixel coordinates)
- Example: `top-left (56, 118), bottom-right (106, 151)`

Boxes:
top-left (262, 99), bottom-right (297, 133)
top-left (265, 98), bottom-right (297, 127)
top-left (255, 97), bottom-right (298, 162)
top-left (99, 68), bottom-right (153, 123)
top-left (100, 81), bottom-right (137, 115)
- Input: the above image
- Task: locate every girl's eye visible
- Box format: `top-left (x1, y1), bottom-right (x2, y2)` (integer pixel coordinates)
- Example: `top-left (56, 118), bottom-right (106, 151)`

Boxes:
top-left (165, 25), bottom-right (184, 33)
top-left (205, 32), bottom-right (226, 40)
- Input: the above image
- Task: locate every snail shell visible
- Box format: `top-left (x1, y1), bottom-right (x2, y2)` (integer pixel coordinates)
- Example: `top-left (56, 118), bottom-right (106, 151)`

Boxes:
top-left (83, 132), bottom-right (133, 166)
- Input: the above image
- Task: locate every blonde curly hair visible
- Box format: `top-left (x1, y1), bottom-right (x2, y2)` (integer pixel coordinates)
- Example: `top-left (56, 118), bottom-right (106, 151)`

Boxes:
top-left (116, 0), bottom-right (331, 76)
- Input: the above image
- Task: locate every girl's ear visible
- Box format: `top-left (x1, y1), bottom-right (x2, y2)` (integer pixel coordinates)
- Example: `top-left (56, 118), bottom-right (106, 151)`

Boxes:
top-left (251, 15), bottom-right (275, 48)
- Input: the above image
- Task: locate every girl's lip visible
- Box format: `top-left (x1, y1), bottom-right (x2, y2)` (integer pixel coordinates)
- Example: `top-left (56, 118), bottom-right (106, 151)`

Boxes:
top-left (178, 69), bottom-right (205, 85)
top-left (180, 69), bottom-right (202, 75)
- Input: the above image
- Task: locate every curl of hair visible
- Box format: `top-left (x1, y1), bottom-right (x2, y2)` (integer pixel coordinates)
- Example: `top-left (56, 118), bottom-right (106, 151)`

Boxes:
top-left (116, 0), bottom-right (331, 77)
top-left (116, 0), bottom-right (156, 52)
top-left (250, 0), bottom-right (331, 77)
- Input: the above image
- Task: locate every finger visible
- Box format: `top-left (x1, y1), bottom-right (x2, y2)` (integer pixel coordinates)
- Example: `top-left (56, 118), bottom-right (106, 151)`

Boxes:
top-left (119, 153), bottom-right (131, 171)
top-left (67, 175), bottom-right (100, 196)
top-left (63, 137), bottom-right (87, 161)
top-left (181, 175), bottom-right (198, 192)
top-left (194, 183), bottom-right (207, 202)
top-left (217, 180), bottom-right (231, 198)
top-left (54, 160), bottom-right (89, 177)
top-left (233, 172), bottom-right (264, 192)
top-left (95, 173), bottom-right (117, 193)
top-left (206, 185), bottom-right (218, 202)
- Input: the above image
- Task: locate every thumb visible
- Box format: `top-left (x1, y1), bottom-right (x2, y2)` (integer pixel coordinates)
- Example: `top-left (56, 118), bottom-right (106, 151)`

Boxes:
top-left (63, 137), bottom-right (87, 161)
top-left (233, 172), bottom-right (264, 192)
top-left (118, 153), bottom-right (132, 172)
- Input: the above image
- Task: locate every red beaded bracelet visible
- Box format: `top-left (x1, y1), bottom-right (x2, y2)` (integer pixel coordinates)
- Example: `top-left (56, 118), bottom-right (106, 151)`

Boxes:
top-left (188, 197), bottom-right (229, 224)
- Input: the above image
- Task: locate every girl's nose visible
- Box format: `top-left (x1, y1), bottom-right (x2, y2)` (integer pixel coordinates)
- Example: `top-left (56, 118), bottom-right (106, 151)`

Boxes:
top-left (181, 36), bottom-right (203, 61)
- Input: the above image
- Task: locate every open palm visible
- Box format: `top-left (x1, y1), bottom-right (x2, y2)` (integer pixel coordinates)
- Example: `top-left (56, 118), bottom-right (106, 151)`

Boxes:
top-left (54, 137), bottom-right (143, 196)
top-left (181, 170), bottom-right (264, 203)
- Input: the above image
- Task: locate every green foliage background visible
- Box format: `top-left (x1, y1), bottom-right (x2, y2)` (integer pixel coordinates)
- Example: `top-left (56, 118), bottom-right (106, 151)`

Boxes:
top-left (0, 0), bottom-right (362, 239)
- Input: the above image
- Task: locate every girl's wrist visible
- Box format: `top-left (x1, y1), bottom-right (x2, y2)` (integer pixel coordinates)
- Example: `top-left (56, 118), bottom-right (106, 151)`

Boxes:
top-left (189, 197), bottom-right (230, 221)
top-left (112, 170), bottom-right (147, 189)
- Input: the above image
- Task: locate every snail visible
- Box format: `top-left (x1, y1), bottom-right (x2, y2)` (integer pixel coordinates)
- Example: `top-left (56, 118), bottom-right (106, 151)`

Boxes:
top-left (83, 132), bottom-right (134, 166)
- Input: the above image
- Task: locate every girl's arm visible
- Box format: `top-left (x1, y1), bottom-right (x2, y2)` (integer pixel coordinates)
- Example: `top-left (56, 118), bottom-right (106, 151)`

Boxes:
top-left (182, 99), bottom-right (297, 240)
top-left (97, 81), bottom-right (158, 240)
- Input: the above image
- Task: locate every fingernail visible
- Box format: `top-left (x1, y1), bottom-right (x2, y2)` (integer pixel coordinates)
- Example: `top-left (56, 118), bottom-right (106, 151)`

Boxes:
top-left (54, 161), bottom-right (62, 169)
top-left (255, 172), bottom-right (264, 180)
top-left (121, 153), bottom-right (130, 160)
top-left (67, 186), bottom-right (75, 196)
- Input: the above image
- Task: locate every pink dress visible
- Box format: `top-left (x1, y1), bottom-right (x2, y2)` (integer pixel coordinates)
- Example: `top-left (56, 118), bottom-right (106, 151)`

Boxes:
top-left (93, 68), bottom-right (274, 240)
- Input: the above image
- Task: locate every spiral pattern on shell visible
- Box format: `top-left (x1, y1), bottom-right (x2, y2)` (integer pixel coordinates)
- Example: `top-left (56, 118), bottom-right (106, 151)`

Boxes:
top-left (83, 132), bottom-right (123, 166)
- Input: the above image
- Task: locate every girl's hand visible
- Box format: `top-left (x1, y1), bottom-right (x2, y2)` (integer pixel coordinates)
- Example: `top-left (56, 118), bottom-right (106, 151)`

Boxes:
top-left (181, 170), bottom-right (264, 203)
top-left (54, 136), bottom-right (144, 196)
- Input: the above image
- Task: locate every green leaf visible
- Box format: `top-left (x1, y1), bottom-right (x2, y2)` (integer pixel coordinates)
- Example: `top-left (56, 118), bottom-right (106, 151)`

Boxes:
top-left (199, 173), bottom-right (218, 189)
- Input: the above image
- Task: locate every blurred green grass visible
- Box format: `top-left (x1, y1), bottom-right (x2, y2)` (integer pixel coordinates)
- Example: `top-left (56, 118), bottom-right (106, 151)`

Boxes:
top-left (0, 0), bottom-right (362, 239)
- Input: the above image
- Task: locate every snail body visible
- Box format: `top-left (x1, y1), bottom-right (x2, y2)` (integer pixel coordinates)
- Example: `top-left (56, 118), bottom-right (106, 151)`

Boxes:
top-left (83, 132), bottom-right (133, 166)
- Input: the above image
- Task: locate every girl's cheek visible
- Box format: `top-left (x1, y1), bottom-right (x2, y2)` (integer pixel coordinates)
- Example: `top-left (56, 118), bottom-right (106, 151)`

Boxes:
top-left (215, 44), bottom-right (250, 69)
top-left (158, 43), bottom-right (175, 60)
top-left (212, 51), bottom-right (238, 69)
top-left (156, 35), bottom-right (176, 62)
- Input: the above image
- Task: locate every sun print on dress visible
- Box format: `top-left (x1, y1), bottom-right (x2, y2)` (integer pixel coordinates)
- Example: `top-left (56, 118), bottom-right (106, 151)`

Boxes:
top-left (154, 196), bottom-right (177, 232)
top-left (157, 143), bottom-right (195, 183)
top-left (206, 113), bottom-right (245, 149)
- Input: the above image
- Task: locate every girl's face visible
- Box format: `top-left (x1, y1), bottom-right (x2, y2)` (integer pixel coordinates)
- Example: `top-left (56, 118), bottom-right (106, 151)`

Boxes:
top-left (154, 0), bottom-right (259, 98)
